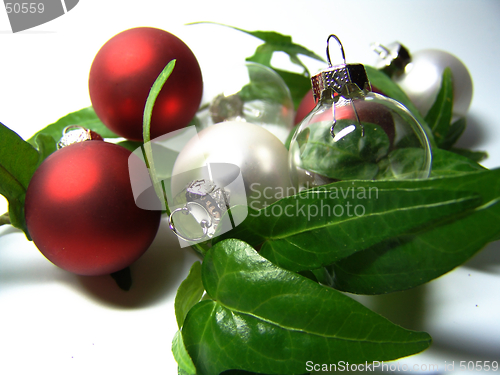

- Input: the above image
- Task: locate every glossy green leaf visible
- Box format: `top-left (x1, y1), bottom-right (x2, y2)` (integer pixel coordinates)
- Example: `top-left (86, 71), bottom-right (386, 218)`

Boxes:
top-left (440, 117), bottom-right (466, 150)
top-left (365, 66), bottom-right (435, 147)
top-left (173, 331), bottom-right (197, 375)
top-left (182, 240), bottom-right (431, 375)
top-left (430, 148), bottom-right (485, 176)
top-left (175, 261), bottom-right (204, 328)
top-left (216, 180), bottom-right (480, 273)
top-left (0, 122), bottom-right (40, 237)
top-left (425, 68), bottom-right (453, 146)
top-left (331, 168), bottom-right (500, 294)
top-left (26, 107), bottom-right (120, 146)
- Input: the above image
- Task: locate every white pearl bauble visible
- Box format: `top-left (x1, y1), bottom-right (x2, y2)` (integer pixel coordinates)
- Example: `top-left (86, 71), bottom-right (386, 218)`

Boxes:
top-left (394, 49), bottom-right (473, 118)
top-left (171, 121), bottom-right (293, 210)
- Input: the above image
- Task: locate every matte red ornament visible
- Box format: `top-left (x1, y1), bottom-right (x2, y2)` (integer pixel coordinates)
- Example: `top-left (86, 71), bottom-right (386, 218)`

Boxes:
top-left (25, 141), bottom-right (161, 276)
top-left (89, 27), bottom-right (203, 141)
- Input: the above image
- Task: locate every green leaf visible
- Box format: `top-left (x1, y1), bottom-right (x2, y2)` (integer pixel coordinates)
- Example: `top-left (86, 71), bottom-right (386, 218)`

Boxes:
top-left (440, 117), bottom-right (466, 150)
top-left (116, 140), bottom-right (143, 152)
top-left (0, 122), bottom-right (40, 237)
top-left (182, 239), bottom-right (431, 375)
top-left (142, 59), bottom-right (176, 214)
top-left (33, 133), bottom-right (57, 166)
top-left (365, 66), bottom-right (436, 147)
top-left (331, 168), bottom-right (500, 294)
top-left (175, 261), bottom-right (205, 328)
top-left (450, 147), bottom-right (488, 163)
top-left (26, 107), bottom-right (120, 146)
top-left (425, 68), bottom-right (453, 146)
top-left (194, 22), bottom-right (324, 68)
top-left (190, 22), bottom-right (324, 109)
top-left (430, 148), bottom-right (485, 176)
top-left (173, 330), bottom-right (197, 375)
top-left (216, 180), bottom-right (479, 273)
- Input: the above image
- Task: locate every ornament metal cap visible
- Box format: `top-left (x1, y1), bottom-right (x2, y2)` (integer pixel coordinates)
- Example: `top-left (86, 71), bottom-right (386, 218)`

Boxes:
top-left (311, 35), bottom-right (371, 101)
top-left (57, 125), bottom-right (104, 149)
top-left (372, 41), bottom-right (411, 77)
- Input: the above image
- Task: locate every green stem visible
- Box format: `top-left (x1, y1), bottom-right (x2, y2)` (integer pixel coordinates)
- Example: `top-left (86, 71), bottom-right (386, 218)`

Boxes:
top-left (0, 212), bottom-right (10, 226)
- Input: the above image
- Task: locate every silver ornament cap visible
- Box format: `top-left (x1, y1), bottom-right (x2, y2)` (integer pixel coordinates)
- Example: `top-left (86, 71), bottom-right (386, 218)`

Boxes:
top-left (372, 41), bottom-right (411, 77)
top-left (311, 63), bottom-right (371, 101)
top-left (311, 35), bottom-right (371, 102)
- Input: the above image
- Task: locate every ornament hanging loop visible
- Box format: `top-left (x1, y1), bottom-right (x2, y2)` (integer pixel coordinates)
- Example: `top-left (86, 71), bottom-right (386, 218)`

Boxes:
top-left (168, 202), bottom-right (212, 243)
top-left (326, 34), bottom-right (347, 67)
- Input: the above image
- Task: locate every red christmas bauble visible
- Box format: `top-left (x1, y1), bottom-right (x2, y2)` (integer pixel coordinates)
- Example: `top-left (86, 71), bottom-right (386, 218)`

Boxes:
top-left (25, 141), bottom-right (161, 276)
top-left (294, 89), bottom-right (316, 125)
top-left (89, 27), bottom-right (203, 141)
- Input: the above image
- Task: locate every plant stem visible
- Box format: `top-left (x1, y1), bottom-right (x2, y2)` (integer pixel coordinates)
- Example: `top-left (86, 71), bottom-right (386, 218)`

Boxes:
top-left (0, 212), bottom-right (10, 226)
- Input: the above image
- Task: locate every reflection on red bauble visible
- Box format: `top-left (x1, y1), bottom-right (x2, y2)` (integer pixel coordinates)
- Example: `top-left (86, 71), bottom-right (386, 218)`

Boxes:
top-left (25, 141), bottom-right (161, 276)
top-left (89, 27), bottom-right (203, 141)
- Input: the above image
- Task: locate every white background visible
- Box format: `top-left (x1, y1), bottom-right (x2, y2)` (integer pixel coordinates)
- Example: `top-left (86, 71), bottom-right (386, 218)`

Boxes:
top-left (1, 1), bottom-right (500, 374)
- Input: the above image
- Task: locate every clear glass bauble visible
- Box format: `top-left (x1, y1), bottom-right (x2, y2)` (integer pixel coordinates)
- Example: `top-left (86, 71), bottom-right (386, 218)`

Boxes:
top-left (288, 90), bottom-right (432, 190)
top-left (200, 62), bottom-right (295, 144)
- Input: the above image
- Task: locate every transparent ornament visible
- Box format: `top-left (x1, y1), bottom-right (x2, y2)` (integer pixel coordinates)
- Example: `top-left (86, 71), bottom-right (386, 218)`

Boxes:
top-left (204, 61), bottom-right (295, 143)
top-left (289, 35), bottom-right (432, 190)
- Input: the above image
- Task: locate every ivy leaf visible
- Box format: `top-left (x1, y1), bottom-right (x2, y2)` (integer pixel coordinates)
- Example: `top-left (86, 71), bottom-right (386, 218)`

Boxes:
top-left (182, 239), bottom-right (431, 375)
top-left (174, 261), bottom-right (205, 328)
top-left (27, 107), bottom-right (120, 146)
top-left (173, 331), bottom-right (197, 375)
top-left (216, 181), bottom-right (480, 273)
top-left (331, 168), bottom-right (500, 294)
top-left (425, 67), bottom-right (453, 146)
top-left (365, 66), bottom-right (436, 147)
top-left (0, 122), bottom-right (40, 237)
